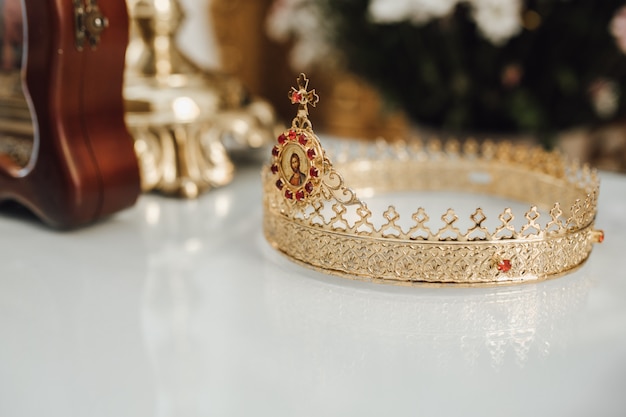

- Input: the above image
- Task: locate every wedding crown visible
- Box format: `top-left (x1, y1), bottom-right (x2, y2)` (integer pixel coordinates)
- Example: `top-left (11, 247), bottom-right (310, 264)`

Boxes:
top-left (262, 74), bottom-right (604, 286)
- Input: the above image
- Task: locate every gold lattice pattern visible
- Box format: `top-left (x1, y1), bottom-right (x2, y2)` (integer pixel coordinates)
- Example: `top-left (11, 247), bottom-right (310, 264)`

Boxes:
top-left (262, 74), bottom-right (604, 285)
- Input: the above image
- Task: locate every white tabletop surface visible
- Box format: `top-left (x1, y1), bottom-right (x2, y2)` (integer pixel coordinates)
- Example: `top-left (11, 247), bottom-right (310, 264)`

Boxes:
top-left (1, 158), bottom-right (625, 417)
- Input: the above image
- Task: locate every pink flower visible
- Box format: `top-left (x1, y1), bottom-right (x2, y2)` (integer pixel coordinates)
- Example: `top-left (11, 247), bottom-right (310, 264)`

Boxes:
top-left (610, 6), bottom-right (626, 54)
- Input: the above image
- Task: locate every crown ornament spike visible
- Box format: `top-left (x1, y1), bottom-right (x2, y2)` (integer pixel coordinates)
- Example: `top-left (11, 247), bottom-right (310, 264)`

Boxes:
top-left (270, 74), bottom-right (359, 209)
top-left (288, 73), bottom-right (320, 131)
top-left (263, 74), bottom-right (604, 286)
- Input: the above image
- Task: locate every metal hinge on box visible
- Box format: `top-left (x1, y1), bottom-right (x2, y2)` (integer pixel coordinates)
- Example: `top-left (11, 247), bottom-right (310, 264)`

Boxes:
top-left (74, 0), bottom-right (108, 50)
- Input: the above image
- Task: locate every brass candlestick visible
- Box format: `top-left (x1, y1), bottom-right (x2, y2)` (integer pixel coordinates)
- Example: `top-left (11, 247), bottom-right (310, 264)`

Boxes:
top-left (124, 0), bottom-right (280, 198)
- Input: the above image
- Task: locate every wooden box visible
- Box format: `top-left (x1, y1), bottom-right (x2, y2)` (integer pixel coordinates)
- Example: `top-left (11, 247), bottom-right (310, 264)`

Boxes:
top-left (0, 0), bottom-right (140, 228)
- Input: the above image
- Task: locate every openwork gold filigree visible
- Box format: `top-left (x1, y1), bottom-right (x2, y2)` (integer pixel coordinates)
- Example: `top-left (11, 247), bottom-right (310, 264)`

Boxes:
top-left (263, 74), bottom-right (604, 286)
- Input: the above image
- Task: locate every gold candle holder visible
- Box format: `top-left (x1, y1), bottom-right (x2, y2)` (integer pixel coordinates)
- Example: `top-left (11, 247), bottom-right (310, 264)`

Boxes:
top-left (124, 0), bottom-right (280, 198)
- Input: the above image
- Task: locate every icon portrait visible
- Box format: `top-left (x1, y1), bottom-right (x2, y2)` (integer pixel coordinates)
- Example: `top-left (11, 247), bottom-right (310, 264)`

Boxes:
top-left (281, 144), bottom-right (308, 188)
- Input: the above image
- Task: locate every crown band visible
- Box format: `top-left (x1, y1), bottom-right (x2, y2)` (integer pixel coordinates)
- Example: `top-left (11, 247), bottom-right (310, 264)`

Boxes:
top-left (262, 74), bottom-right (603, 286)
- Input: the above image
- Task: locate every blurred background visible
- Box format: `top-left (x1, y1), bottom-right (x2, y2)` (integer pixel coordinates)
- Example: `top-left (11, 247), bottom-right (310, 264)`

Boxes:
top-left (3, 0), bottom-right (625, 202)
top-left (178, 0), bottom-right (626, 172)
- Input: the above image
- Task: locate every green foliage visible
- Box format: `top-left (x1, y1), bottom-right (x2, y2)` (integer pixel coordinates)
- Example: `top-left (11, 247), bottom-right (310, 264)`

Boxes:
top-left (320, 0), bottom-right (626, 143)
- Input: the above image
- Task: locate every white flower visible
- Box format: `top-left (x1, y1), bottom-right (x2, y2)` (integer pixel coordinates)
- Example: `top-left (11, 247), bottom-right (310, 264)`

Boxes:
top-left (266, 0), bottom-right (304, 42)
top-left (589, 79), bottom-right (620, 119)
top-left (368, 0), bottom-right (460, 24)
top-left (289, 38), bottom-right (334, 70)
top-left (368, 0), bottom-right (523, 45)
top-left (469, 0), bottom-right (523, 45)
top-left (610, 6), bottom-right (626, 54)
top-left (266, 0), bottom-right (332, 69)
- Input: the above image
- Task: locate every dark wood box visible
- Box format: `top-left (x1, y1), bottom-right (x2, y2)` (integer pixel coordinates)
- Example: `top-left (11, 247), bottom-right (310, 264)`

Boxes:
top-left (0, 0), bottom-right (140, 228)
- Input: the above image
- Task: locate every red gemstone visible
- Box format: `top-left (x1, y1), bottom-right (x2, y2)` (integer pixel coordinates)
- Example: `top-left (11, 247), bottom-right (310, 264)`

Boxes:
top-left (271, 146), bottom-right (279, 157)
top-left (597, 230), bottom-right (605, 243)
top-left (288, 130), bottom-right (297, 140)
top-left (295, 190), bottom-right (305, 201)
top-left (291, 91), bottom-right (302, 104)
top-left (309, 166), bottom-right (319, 178)
top-left (278, 133), bottom-right (287, 144)
top-left (307, 148), bottom-right (316, 160)
top-left (275, 179), bottom-right (284, 190)
top-left (298, 134), bottom-right (308, 145)
top-left (271, 164), bottom-right (279, 174)
top-left (305, 182), bottom-right (314, 194)
top-left (285, 189), bottom-right (293, 199)
top-left (497, 259), bottom-right (512, 272)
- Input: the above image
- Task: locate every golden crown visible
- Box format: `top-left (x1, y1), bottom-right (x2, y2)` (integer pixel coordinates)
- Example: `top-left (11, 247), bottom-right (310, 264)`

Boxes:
top-left (262, 74), bottom-right (604, 286)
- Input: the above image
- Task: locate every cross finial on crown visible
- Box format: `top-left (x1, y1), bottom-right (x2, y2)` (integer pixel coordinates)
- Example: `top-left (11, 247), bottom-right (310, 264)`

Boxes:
top-left (288, 73), bottom-right (319, 116)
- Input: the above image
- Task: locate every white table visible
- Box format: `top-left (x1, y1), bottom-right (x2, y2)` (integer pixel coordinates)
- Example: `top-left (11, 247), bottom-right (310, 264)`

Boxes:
top-left (1, 160), bottom-right (625, 417)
